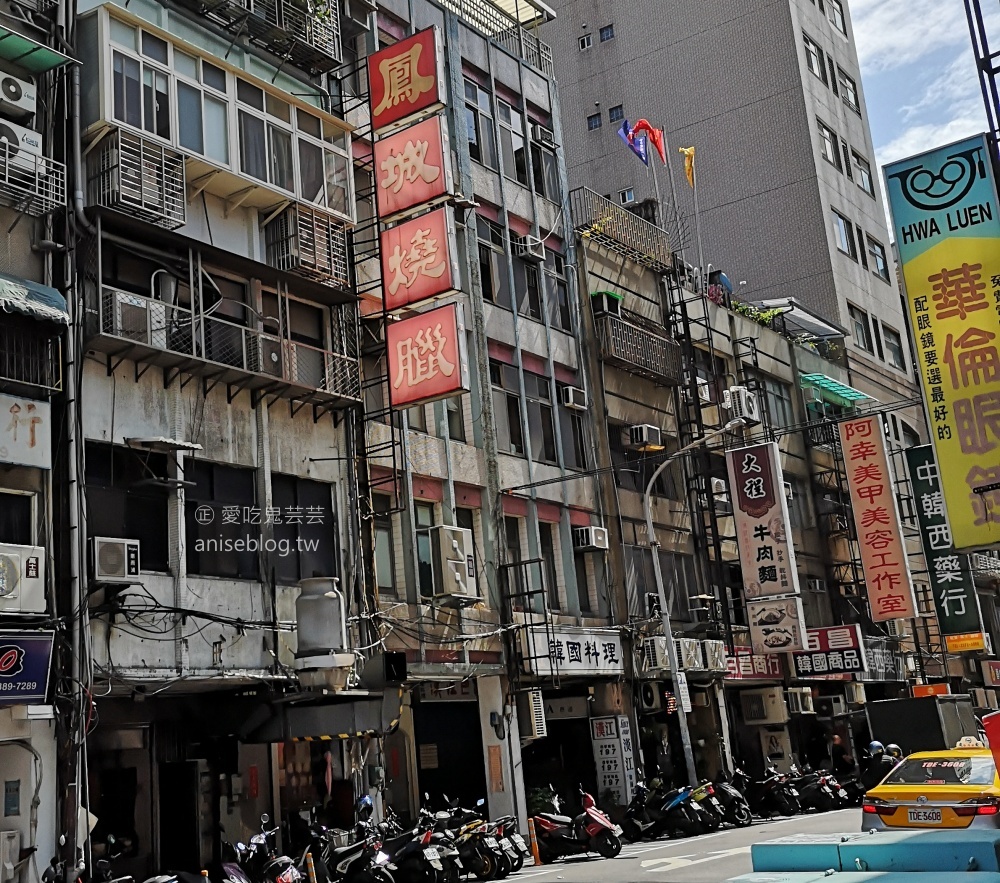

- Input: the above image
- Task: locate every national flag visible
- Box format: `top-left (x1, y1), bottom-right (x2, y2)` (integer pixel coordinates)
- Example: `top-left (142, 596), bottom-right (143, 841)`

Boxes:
top-left (629, 119), bottom-right (667, 164)
top-left (679, 146), bottom-right (696, 188)
top-left (617, 119), bottom-right (648, 165)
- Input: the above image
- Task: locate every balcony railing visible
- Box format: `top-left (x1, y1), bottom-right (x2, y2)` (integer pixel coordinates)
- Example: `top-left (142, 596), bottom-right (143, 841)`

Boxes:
top-left (0, 139), bottom-right (66, 217)
top-left (0, 322), bottom-right (61, 393)
top-left (173, 0), bottom-right (341, 74)
top-left (93, 287), bottom-right (360, 405)
top-left (570, 187), bottom-right (673, 273)
top-left (594, 312), bottom-right (683, 385)
top-left (437, 0), bottom-right (553, 75)
top-left (805, 421), bottom-right (840, 451)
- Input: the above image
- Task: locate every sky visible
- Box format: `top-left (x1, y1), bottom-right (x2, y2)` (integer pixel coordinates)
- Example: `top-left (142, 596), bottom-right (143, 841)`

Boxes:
top-left (852, 0), bottom-right (990, 173)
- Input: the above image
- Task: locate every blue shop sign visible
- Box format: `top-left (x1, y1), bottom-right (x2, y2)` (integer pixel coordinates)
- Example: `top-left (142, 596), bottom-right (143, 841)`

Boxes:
top-left (0, 631), bottom-right (53, 705)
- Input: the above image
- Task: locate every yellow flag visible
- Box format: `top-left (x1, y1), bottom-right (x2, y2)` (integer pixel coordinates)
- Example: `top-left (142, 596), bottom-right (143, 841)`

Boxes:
top-left (679, 146), bottom-right (695, 188)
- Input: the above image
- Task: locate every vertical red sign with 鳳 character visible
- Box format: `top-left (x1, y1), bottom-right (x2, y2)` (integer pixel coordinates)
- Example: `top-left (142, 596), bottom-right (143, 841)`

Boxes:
top-left (380, 207), bottom-right (459, 311)
top-left (386, 302), bottom-right (470, 408)
top-left (374, 115), bottom-right (452, 221)
top-left (838, 415), bottom-right (917, 621)
top-left (368, 27), bottom-right (446, 133)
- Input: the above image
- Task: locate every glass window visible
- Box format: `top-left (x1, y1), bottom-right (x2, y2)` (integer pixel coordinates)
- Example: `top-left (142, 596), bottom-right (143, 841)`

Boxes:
top-left (112, 52), bottom-right (142, 128)
top-left (504, 516), bottom-right (523, 561)
top-left (587, 112), bottom-right (602, 130)
top-left (110, 18), bottom-right (137, 49)
top-left (609, 104), bottom-right (624, 123)
top-left (868, 236), bottom-right (891, 282)
top-left (853, 152), bottom-right (874, 196)
top-left (541, 522), bottom-right (560, 609)
top-left (204, 95), bottom-right (229, 164)
top-left (0, 492), bottom-right (31, 545)
top-left (142, 66), bottom-right (170, 138)
top-left (416, 502), bottom-right (435, 598)
top-left (268, 124), bottom-right (294, 192)
top-left (515, 257), bottom-right (542, 320)
top-left (885, 757), bottom-right (996, 787)
top-left (184, 460), bottom-right (258, 579)
top-left (465, 80), bottom-right (498, 169)
top-left (530, 143), bottom-right (560, 201)
top-left (832, 210), bottom-right (856, 258)
top-left (524, 371), bottom-right (557, 463)
top-left (203, 61), bottom-right (227, 92)
top-left (407, 404), bottom-right (427, 432)
top-left (828, 0), bottom-right (846, 33)
top-left (558, 381), bottom-right (587, 469)
top-left (239, 111), bottom-right (267, 181)
top-left (175, 50), bottom-right (199, 80)
top-left (883, 325), bottom-right (905, 369)
top-left (848, 304), bottom-right (873, 352)
top-left (271, 475), bottom-right (336, 584)
top-left (600, 24), bottom-right (615, 41)
top-left (237, 79), bottom-right (264, 110)
top-left (491, 360), bottom-right (524, 455)
top-left (579, 33), bottom-right (592, 50)
top-left (839, 67), bottom-right (860, 112)
top-left (447, 395), bottom-right (466, 441)
top-left (900, 421), bottom-right (920, 448)
top-left (803, 33), bottom-right (827, 83)
top-left (619, 188), bottom-right (634, 204)
top-left (373, 496), bottom-right (395, 597)
top-left (762, 377), bottom-right (794, 428)
top-left (545, 250), bottom-right (571, 331)
top-left (141, 31), bottom-right (168, 63)
top-left (498, 101), bottom-right (528, 186)
top-left (575, 553), bottom-right (591, 611)
top-left (478, 217), bottom-right (512, 309)
top-left (818, 119), bottom-right (840, 168)
top-left (178, 81), bottom-right (204, 153)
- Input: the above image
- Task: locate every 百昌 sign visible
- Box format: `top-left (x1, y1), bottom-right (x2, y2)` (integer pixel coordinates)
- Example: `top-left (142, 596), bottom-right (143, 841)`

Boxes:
top-left (792, 625), bottom-right (867, 678)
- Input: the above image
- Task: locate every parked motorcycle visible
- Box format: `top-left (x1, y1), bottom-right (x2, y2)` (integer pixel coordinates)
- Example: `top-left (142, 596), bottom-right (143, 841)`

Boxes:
top-left (786, 765), bottom-right (838, 813)
top-left (621, 780), bottom-right (702, 841)
top-left (712, 774), bottom-right (753, 828)
top-left (531, 785), bottom-right (623, 861)
top-left (732, 765), bottom-right (800, 817)
top-left (689, 781), bottom-right (725, 831)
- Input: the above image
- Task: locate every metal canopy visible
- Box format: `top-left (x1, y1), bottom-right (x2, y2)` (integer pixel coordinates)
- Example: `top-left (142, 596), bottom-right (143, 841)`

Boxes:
top-left (800, 372), bottom-right (876, 407)
top-left (0, 272), bottom-right (69, 324)
top-left (756, 297), bottom-right (847, 339)
top-left (0, 26), bottom-right (75, 74)
top-left (490, 0), bottom-right (555, 25)
top-left (240, 690), bottom-right (403, 743)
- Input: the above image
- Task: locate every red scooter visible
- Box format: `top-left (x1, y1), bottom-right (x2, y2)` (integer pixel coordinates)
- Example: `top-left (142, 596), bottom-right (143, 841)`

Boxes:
top-left (531, 785), bottom-right (623, 861)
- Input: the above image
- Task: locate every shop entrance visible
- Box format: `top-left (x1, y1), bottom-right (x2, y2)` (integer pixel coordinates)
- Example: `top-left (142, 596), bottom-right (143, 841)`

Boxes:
top-left (521, 717), bottom-right (598, 812)
top-left (411, 697), bottom-right (486, 808)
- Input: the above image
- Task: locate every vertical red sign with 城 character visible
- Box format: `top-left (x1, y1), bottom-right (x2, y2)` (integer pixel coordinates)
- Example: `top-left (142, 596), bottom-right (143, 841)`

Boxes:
top-left (838, 416), bottom-right (917, 621)
top-left (386, 302), bottom-right (470, 408)
top-left (374, 115), bottom-right (453, 221)
top-left (368, 26), bottom-right (446, 134)
top-left (381, 207), bottom-right (460, 311)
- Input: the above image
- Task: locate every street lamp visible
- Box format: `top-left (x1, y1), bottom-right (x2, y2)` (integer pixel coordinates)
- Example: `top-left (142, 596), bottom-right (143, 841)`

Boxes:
top-left (643, 418), bottom-right (745, 788)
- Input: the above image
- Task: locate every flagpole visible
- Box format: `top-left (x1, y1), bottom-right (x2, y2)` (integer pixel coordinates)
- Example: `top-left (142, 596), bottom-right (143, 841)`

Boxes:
top-left (692, 162), bottom-right (706, 292)
top-left (659, 129), bottom-right (685, 262)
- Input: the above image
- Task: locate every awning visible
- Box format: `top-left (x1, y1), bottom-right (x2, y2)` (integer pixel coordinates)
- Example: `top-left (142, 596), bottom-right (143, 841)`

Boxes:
top-left (800, 372), bottom-right (875, 408)
top-left (756, 297), bottom-right (847, 339)
top-left (0, 272), bottom-right (69, 325)
top-left (239, 689), bottom-right (403, 743)
top-left (0, 25), bottom-right (76, 74)
top-left (490, 0), bottom-right (555, 26)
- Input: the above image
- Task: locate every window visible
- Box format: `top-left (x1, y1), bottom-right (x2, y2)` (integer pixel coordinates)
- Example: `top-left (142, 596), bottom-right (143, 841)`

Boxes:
top-left (575, 553), bottom-right (592, 611)
top-left (841, 140), bottom-right (853, 179)
top-left (828, 0), bottom-right (846, 33)
top-left (609, 104), bottom-right (624, 123)
top-left (856, 224), bottom-right (869, 268)
top-left (185, 460), bottom-right (258, 578)
top-left (853, 152), bottom-right (875, 196)
top-left (883, 325), bottom-right (906, 370)
top-left (868, 236), bottom-right (891, 282)
top-left (587, 112), bottom-right (602, 131)
top-left (540, 522), bottom-right (560, 609)
top-left (0, 491), bottom-right (32, 545)
top-left (762, 377), bottom-right (794, 428)
top-left (530, 141), bottom-right (560, 201)
top-left (86, 443), bottom-right (169, 572)
top-left (465, 80), bottom-right (498, 169)
top-left (838, 67), bottom-right (860, 113)
top-left (817, 119), bottom-right (840, 169)
top-left (619, 188), bottom-right (634, 204)
top-left (524, 371), bottom-right (558, 464)
top-left (175, 52), bottom-right (229, 164)
top-left (832, 209), bottom-right (857, 258)
top-left (787, 477), bottom-right (811, 530)
top-left (446, 395), bottom-right (466, 441)
top-left (416, 502), bottom-right (435, 598)
top-left (544, 250), bottom-right (571, 332)
top-left (900, 421), bottom-right (920, 448)
top-left (600, 24), bottom-right (615, 41)
top-left (498, 101), bottom-right (529, 186)
top-left (491, 360), bottom-right (524, 455)
top-left (504, 516), bottom-right (523, 562)
top-left (578, 33), bottom-right (592, 50)
top-left (803, 33), bottom-right (827, 83)
top-left (112, 51), bottom-right (169, 138)
top-left (827, 54), bottom-right (839, 95)
top-left (557, 383), bottom-right (588, 469)
top-left (514, 256), bottom-right (542, 320)
top-left (271, 475), bottom-right (336, 583)
top-left (872, 315), bottom-right (885, 359)
top-left (848, 304), bottom-right (873, 352)
top-left (478, 217), bottom-right (512, 309)
top-left (372, 495), bottom-right (395, 597)
top-left (408, 404), bottom-right (427, 432)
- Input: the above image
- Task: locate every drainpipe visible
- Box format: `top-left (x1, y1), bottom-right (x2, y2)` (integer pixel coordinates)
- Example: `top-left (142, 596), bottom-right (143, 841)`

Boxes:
top-left (71, 63), bottom-right (96, 236)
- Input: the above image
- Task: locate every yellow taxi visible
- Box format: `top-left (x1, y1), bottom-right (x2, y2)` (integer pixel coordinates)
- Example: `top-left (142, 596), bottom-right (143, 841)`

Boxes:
top-left (863, 743), bottom-right (1000, 831)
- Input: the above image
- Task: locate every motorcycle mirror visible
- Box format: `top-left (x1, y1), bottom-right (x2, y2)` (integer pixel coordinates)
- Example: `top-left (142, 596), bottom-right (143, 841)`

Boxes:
top-left (424, 792), bottom-right (430, 802)
top-left (476, 799), bottom-right (485, 807)
top-left (261, 813), bottom-right (270, 825)
top-left (237, 843), bottom-right (246, 853)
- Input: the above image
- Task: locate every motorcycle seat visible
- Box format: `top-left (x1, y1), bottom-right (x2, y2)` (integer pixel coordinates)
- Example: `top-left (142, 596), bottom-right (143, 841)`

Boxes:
top-left (536, 812), bottom-right (573, 825)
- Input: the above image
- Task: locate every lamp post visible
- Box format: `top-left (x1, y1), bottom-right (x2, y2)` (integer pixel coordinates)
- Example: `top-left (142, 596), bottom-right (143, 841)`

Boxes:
top-left (643, 418), bottom-right (745, 787)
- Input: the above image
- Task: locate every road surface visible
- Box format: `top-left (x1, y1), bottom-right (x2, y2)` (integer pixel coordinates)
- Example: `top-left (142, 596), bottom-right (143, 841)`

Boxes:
top-left (519, 809), bottom-right (858, 882)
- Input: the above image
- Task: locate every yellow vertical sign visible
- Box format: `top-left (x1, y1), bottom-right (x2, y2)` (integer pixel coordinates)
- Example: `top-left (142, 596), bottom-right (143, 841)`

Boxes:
top-left (885, 134), bottom-right (1000, 551)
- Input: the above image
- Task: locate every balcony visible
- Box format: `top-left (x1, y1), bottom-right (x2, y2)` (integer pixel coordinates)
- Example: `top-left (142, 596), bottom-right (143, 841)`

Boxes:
top-left (0, 322), bottom-right (61, 394)
top-left (594, 312), bottom-right (683, 385)
top-left (172, 0), bottom-right (341, 74)
top-left (88, 129), bottom-right (186, 230)
top-left (570, 187), bottom-right (673, 273)
top-left (805, 421), bottom-right (840, 451)
top-left (264, 204), bottom-right (351, 291)
top-left (0, 138), bottom-right (65, 217)
top-left (437, 0), bottom-right (553, 75)
top-left (91, 287), bottom-right (361, 407)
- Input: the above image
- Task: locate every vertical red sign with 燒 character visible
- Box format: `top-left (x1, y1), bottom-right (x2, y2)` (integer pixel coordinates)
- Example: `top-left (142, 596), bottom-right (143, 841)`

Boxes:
top-left (380, 207), bottom-right (459, 311)
top-left (386, 302), bottom-right (470, 408)
top-left (374, 115), bottom-right (452, 221)
top-left (838, 415), bottom-right (917, 621)
top-left (368, 27), bottom-right (445, 133)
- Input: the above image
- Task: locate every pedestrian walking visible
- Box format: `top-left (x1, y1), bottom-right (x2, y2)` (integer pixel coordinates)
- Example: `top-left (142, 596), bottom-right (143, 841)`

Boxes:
top-left (830, 733), bottom-right (854, 777)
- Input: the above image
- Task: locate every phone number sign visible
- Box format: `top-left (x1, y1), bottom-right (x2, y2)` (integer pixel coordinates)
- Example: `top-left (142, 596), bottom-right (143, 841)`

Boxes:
top-left (0, 631), bottom-right (53, 704)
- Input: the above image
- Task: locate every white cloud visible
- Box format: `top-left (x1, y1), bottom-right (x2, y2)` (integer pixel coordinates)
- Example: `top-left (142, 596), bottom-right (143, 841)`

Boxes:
top-left (876, 112), bottom-right (986, 168)
top-left (899, 52), bottom-right (979, 121)
top-left (850, 0), bottom-right (972, 72)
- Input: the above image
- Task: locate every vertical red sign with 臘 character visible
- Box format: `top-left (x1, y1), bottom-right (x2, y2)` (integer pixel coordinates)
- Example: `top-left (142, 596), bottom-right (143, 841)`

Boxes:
top-left (386, 302), bottom-right (470, 408)
top-left (374, 115), bottom-right (452, 221)
top-left (380, 207), bottom-right (459, 311)
top-left (838, 415), bottom-right (917, 621)
top-left (368, 27), bottom-right (446, 133)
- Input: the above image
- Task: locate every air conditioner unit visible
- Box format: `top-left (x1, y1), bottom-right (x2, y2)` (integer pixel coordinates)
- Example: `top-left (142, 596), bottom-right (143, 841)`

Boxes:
top-left (561, 386), bottom-right (587, 411)
top-left (573, 525), bottom-right (609, 551)
top-left (703, 639), bottom-right (727, 672)
top-left (0, 118), bottom-right (45, 176)
top-left (710, 477), bottom-right (729, 497)
top-left (885, 619), bottom-right (900, 638)
top-left (0, 543), bottom-right (46, 614)
top-left (590, 291), bottom-right (622, 317)
top-left (973, 553), bottom-right (1000, 578)
top-left (429, 525), bottom-right (477, 604)
top-left (638, 681), bottom-right (662, 712)
top-left (513, 235), bottom-right (545, 262)
top-left (798, 688), bottom-right (816, 714)
top-left (629, 424), bottom-right (664, 451)
top-left (91, 537), bottom-right (141, 584)
top-left (802, 387), bottom-right (823, 405)
top-left (821, 696), bottom-right (847, 717)
top-left (0, 830), bottom-right (20, 883)
top-left (697, 378), bottom-right (712, 403)
top-left (846, 682), bottom-right (866, 705)
top-left (786, 688), bottom-right (803, 715)
top-left (973, 688), bottom-right (989, 709)
top-left (678, 637), bottom-right (704, 671)
top-left (518, 689), bottom-right (547, 740)
top-left (723, 386), bottom-right (761, 426)
top-left (249, 334), bottom-right (284, 378)
top-left (807, 578), bottom-right (827, 594)
top-left (641, 636), bottom-right (671, 672)
top-left (740, 687), bottom-right (789, 724)
top-left (0, 73), bottom-right (36, 119)
top-left (112, 291), bottom-right (167, 346)
top-left (531, 124), bottom-right (557, 146)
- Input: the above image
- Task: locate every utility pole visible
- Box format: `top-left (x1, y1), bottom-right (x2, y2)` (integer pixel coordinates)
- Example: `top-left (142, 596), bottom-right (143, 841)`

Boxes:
top-left (644, 418), bottom-right (744, 787)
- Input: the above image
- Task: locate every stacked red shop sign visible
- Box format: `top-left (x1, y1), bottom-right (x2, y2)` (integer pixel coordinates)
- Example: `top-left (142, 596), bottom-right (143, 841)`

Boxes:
top-left (368, 27), bottom-right (471, 407)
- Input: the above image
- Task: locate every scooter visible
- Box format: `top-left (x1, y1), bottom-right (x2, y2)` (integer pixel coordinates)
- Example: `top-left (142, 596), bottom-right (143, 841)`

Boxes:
top-left (531, 785), bottom-right (623, 861)
top-left (712, 777), bottom-right (753, 828)
top-left (689, 781), bottom-right (725, 831)
top-left (732, 766), bottom-right (800, 817)
top-left (786, 765), bottom-right (838, 813)
top-left (621, 780), bottom-right (702, 841)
